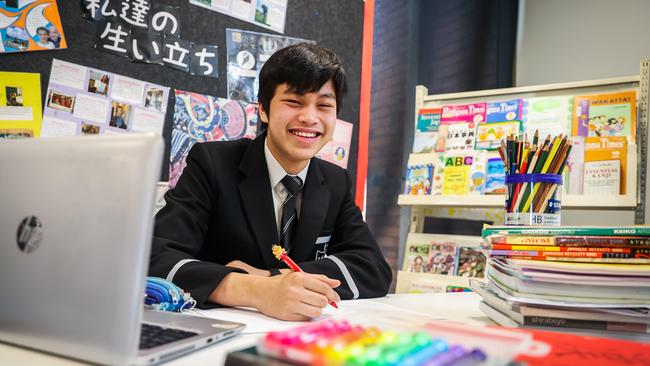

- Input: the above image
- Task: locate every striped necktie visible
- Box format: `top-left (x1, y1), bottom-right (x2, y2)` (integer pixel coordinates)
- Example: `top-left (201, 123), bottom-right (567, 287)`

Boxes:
top-left (279, 175), bottom-right (303, 252)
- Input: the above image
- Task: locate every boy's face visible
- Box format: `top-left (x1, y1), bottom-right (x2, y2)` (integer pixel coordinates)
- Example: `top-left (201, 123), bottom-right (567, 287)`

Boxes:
top-left (38, 30), bottom-right (48, 42)
top-left (262, 81), bottom-right (337, 173)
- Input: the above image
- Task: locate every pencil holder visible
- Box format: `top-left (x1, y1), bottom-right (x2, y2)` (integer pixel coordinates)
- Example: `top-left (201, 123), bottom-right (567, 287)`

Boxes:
top-left (504, 173), bottom-right (562, 226)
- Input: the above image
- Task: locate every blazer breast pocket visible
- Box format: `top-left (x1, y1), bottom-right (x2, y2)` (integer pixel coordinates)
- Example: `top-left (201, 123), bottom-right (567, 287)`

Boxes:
top-left (314, 233), bottom-right (331, 260)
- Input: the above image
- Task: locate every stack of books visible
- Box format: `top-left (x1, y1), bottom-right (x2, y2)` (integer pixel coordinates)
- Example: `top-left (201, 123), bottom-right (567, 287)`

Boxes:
top-left (472, 225), bottom-right (650, 337)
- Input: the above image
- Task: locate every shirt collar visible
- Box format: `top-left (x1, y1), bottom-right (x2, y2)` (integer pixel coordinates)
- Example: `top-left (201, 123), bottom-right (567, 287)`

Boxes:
top-left (264, 137), bottom-right (309, 190)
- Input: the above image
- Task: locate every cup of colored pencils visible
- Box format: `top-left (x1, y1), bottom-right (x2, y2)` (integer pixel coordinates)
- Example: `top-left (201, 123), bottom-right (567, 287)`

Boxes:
top-left (497, 131), bottom-right (572, 226)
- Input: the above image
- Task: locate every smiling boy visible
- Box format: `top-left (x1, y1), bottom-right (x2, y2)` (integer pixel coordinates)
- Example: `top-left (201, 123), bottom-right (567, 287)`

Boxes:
top-left (150, 43), bottom-right (392, 321)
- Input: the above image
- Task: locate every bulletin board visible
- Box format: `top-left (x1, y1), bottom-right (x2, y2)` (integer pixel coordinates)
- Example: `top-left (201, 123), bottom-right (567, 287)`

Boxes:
top-left (0, 0), bottom-right (364, 184)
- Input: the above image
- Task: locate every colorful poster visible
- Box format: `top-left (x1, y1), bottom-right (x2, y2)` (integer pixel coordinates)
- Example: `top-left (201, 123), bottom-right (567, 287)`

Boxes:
top-left (226, 28), bottom-right (311, 103)
top-left (190, 0), bottom-right (288, 34)
top-left (0, 71), bottom-right (42, 137)
top-left (171, 89), bottom-right (258, 188)
top-left (41, 59), bottom-right (169, 138)
top-left (315, 119), bottom-right (353, 169)
top-left (0, 0), bottom-right (66, 53)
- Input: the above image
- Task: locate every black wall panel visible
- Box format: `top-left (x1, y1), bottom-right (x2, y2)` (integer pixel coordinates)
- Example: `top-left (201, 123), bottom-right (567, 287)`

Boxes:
top-left (0, 0), bottom-right (363, 185)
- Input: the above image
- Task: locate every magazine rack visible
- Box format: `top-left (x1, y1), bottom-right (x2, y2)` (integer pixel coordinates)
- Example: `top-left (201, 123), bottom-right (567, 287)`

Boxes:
top-left (396, 62), bottom-right (650, 293)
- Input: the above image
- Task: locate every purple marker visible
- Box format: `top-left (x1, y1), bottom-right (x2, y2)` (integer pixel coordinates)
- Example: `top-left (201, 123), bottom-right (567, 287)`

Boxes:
top-left (423, 345), bottom-right (487, 366)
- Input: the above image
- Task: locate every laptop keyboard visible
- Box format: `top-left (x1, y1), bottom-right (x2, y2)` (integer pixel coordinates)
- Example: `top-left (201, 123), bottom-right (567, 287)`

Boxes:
top-left (139, 323), bottom-right (199, 350)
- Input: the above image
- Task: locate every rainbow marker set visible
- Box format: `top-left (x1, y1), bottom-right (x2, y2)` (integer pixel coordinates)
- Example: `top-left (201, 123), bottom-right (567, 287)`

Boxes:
top-left (259, 319), bottom-right (487, 366)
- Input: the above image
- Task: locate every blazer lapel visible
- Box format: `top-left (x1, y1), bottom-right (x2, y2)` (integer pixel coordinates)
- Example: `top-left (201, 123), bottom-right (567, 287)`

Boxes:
top-left (238, 134), bottom-right (279, 268)
top-left (290, 161), bottom-right (330, 260)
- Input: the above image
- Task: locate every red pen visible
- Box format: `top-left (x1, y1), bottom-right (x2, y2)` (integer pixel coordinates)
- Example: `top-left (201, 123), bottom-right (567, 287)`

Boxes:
top-left (272, 245), bottom-right (338, 309)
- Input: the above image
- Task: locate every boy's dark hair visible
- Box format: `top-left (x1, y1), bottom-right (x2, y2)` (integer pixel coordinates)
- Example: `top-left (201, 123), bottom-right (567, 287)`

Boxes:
top-left (257, 43), bottom-right (348, 121)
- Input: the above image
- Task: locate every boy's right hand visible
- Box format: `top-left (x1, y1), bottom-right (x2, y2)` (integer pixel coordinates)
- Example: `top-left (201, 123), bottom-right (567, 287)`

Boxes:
top-left (254, 272), bottom-right (340, 321)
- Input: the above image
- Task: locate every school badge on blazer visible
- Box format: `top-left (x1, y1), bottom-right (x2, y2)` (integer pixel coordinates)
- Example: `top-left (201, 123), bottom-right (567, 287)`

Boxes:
top-left (314, 234), bottom-right (331, 259)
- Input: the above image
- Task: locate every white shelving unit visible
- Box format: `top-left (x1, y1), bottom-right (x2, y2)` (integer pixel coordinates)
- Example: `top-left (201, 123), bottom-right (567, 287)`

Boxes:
top-left (400, 75), bottom-right (644, 233)
top-left (395, 71), bottom-right (649, 292)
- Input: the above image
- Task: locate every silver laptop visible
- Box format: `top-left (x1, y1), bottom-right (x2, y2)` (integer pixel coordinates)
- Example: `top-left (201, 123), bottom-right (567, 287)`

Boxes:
top-left (0, 134), bottom-right (245, 365)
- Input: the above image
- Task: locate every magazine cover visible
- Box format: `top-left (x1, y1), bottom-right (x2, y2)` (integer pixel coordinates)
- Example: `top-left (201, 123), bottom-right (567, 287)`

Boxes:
top-left (439, 103), bottom-right (485, 152)
top-left (412, 108), bottom-right (441, 153)
top-left (440, 151), bottom-right (487, 195)
top-left (404, 164), bottom-right (434, 195)
top-left (486, 99), bottom-right (522, 123)
top-left (402, 238), bottom-right (431, 273)
top-left (427, 240), bottom-right (457, 275)
top-left (584, 136), bottom-right (627, 194)
top-left (521, 96), bottom-right (573, 138)
top-left (455, 247), bottom-right (486, 277)
top-left (475, 120), bottom-right (521, 150)
top-left (485, 157), bottom-right (506, 194)
top-left (572, 91), bottom-right (636, 139)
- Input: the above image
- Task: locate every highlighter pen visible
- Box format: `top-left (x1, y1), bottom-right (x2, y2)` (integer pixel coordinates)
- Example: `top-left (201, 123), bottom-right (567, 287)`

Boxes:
top-left (272, 245), bottom-right (339, 309)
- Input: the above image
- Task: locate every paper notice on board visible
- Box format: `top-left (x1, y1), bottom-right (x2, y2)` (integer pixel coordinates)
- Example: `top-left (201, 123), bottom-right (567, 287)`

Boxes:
top-left (42, 59), bottom-right (170, 137)
top-left (72, 93), bottom-right (110, 124)
top-left (111, 75), bottom-right (145, 103)
top-left (40, 116), bottom-right (78, 137)
top-left (131, 107), bottom-right (165, 134)
top-left (50, 59), bottom-right (86, 89)
top-left (0, 106), bottom-right (33, 121)
top-left (0, 71), bottom-right (42, 136)
top-left (190, 0), bottom-right (288, 34)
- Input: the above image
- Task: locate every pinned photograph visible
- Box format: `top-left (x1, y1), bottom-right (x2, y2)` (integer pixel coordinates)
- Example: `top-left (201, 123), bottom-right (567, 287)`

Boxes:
top-left (47, 90), bottom-right (75, 113)
top-left (144, 86), bottom-right (164, 111)
top-left (0, 129), bottom-right (33, 139)
top-left (5, 86), bottom-right (23, 106)
top-left (81, 122), bottom-right (101, 135)
top-left (35, 26), bottom-right (55, 49)
top-left (4, 26), bottom-right (29, 51)
top-left (109, 102), bottom-right (130, 130)
top-left (87, 71), bottom-right (110, 96)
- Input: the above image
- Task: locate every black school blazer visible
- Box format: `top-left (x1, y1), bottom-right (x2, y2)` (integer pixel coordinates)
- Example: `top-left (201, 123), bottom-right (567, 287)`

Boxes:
top-left (149, 133), bottom-right (392, 307)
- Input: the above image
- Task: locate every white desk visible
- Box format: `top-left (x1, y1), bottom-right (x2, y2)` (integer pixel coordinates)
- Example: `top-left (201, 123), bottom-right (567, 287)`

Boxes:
top-left (0, 293), bottom-right (490, 365)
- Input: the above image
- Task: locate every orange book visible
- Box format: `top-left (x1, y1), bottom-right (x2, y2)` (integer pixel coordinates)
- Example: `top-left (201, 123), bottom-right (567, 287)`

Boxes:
top-left (584, 136), bottom-right (627, 194)
top-left (572, 91), bottom-right (636, 140)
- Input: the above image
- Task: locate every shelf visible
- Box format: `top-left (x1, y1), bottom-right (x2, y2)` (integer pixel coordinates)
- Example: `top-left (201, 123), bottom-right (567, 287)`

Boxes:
top-left (422, 76), bottom-right (639, 102)
top-left (398, 193), bottom-right (638, 209)
top-left (395, 271), bottom-right (485, 294)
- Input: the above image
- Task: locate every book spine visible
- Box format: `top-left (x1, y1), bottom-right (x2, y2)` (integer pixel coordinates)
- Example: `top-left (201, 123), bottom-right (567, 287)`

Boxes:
top-left (488, 236), bottom-right (556, 246)
top-left (483, 227), bottom-right (650, 237)
top-left (494, 255), bottom-right (650, 264)
top-left (524, 316), bottom-right (648, 333)
top-left (491, 245), bottom-right (635, 253)
top-left (555, 236), bottom-right (650, 247)
top-left (490, 249), bottom-right (650, 258)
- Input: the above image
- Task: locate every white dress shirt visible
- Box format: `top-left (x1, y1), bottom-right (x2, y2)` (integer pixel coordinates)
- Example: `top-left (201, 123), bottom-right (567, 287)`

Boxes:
top-left (264, 138), bottom-right (309, 237)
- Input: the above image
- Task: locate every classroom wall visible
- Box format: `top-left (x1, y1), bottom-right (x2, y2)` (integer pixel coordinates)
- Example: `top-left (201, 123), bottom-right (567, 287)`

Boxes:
top-left (515, 0), bottom-right (650, 86)
top-left (1, 0), bottom-right (364, 185)
top-left (516, 0), bottom-right (650, 225)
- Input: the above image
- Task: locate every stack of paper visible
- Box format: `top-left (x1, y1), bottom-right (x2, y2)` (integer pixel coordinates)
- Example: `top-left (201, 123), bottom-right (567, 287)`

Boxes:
top-left (473, 225), bottom-right (650, 336)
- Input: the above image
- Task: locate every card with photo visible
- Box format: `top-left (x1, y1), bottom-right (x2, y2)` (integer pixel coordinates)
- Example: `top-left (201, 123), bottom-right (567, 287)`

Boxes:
top-left (46, 90), bottom-right (75, 113)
